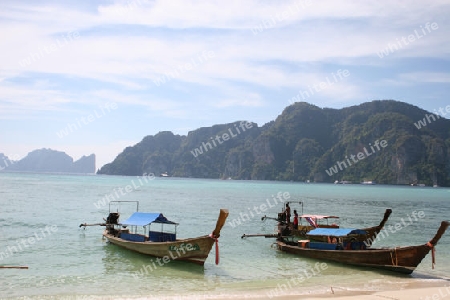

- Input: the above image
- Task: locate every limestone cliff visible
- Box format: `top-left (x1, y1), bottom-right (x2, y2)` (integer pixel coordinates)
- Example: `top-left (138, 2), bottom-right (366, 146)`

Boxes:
top-left (97, 100), bottom-right (450, 186)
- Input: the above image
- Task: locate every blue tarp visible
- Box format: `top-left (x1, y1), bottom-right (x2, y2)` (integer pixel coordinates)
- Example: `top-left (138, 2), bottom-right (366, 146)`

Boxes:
top-left (121, 212), bottom-right (178, 226)
top-left (307, 228), bottom-right (367, 237)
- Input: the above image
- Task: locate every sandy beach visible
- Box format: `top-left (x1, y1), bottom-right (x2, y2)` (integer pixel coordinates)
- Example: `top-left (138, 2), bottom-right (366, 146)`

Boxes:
top-left (262, 281), bottom-right (450, 300)
top-left (160, 280), bottom-right (450, 300)
top-left (303, 286), bottom-right (450, 300)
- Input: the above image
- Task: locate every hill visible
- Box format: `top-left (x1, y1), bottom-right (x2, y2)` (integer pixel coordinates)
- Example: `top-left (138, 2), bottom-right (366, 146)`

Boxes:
top-left (2, 149), bottom-right (96, 174)
top-left (98, 100), bottom-right (450, 186)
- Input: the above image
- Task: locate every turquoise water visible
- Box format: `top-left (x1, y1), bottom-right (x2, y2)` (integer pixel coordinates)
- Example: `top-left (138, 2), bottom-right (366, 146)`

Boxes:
top-left (0, 173), bottom-right (449, 299)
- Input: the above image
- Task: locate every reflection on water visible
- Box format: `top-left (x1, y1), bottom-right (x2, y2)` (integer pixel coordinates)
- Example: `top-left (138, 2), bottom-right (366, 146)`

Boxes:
top-left (0, 173), bottom-right (449, 299)
top-left (102, 242), bottom-right (206, 277)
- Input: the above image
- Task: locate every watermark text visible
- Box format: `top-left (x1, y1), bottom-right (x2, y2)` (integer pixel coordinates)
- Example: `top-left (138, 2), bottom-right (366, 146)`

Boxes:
top-left (19, 31), bottom-right (80, 67)
top-left (153, 50), bottom-right (215, 87)
top-left (267, 262), bottom-right (328, 298)
top-left (0, 225), bottom-right (58, 261)
top-left (325, 140), bottom-right (388, 176)
top-left (414, 105), bottom-right (450, 129)
top-left (191, 121), bottom-right (253, 158)
top-left (228, 192), bottom-right (290, 228)
top-left (377, 22), bottom-right (439, 58)
top-left (94, 172), bottom-right (155, 209)
top-left (364, 211), bottom-right (425, 246)
top-left (56, 102), bottom-right (118, 138)
top-left (288, 69), bottom-right (350, 104)
top-left (251, 0), bottom-right (312, 35)
top-left (131, 243), bottom-right (197, 279)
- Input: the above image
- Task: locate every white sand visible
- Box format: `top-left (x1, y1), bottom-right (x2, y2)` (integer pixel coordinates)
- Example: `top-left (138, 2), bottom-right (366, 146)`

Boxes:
top-left (274, 285), bottom-right (450, 300)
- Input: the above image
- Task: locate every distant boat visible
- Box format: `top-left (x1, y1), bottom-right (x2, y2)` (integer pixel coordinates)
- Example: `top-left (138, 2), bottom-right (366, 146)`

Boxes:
top-left (80, 201), bottom-right (229, 266)
top-left (334, 180), bottom-right (353, 184)
top-left (160, 172), bottom-right (169, 177)
top-left (361, 181), bottom-right (376, 185)
top-left (277, 221), bottom-right (449, 274)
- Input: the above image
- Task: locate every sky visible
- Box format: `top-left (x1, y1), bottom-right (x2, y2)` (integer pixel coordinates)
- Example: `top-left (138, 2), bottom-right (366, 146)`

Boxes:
top-left (1, 0), bottom-right (449, 169)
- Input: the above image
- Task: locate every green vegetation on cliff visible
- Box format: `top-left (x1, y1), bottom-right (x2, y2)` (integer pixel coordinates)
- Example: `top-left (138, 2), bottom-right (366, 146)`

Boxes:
top-left (98, 100), bottom-right (450, 186)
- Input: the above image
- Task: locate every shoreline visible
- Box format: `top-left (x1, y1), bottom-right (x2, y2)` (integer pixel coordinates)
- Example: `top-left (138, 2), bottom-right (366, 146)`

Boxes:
top-left (255, 280), bottom-right (450, 300)
top-left (301, 287), bottom-right (450, 300)
top-left (158, 279), bottom-right (450, 300)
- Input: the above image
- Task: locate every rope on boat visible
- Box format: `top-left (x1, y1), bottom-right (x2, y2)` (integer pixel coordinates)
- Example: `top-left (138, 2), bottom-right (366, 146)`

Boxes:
top-left (390, 248), bottom-right (398, 266)
top-left (215, 237), bottom-right (219, 265)
top-left (427, 242), bottom-right (436, 269)
top-left (209, 233), bottom-right (220, 265)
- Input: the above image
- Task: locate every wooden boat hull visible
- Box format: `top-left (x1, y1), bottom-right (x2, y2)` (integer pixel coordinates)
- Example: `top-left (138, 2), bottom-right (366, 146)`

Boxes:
top-left (291, 209), bottom-right (392, 246)
top-left (100, 208), bottom-right (229, 266)
top-left (277, 240), bottom-right (430, 274)
top-left (104, 231), bottom-right (216, 265)
top-left (277, 221), bottom-right (449, 274)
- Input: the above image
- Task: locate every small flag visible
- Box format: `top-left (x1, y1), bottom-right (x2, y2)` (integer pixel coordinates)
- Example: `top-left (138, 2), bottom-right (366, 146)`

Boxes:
top-left (305, 217), bottom-right (318, 228)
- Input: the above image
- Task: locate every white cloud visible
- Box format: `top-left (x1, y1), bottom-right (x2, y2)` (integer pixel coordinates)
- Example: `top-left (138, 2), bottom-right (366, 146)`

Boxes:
top-left (0, 82), bottom-right (72, 118)
top-left (0, 0), bottom-right (449, 162)
top-left (399, 72), bottom-right (450, 83)
top-left (1, 1), bottom-right (448, 95)
top-left (214, 92), bottom-right (264, 108)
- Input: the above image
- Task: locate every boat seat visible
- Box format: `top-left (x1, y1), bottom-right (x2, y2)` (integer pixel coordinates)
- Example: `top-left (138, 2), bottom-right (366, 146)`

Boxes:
top-left (120, 233), bottom-right (146, 242)
top-left (298, 240), bottom-right (310, 248)
top-left (309, 242), bottom-right (337, 250)
top-left (149, 231), bottom-right (176, 242)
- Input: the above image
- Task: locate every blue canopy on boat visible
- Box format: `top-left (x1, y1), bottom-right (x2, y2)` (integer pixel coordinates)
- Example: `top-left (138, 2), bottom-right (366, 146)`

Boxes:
top-left (120, 212), bottom-right (178, 226)
top-left (307, 228), bottom-right (367, 237)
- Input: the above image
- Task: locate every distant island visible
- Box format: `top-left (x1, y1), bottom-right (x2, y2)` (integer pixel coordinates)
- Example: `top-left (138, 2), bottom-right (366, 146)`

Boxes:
top-left (0, 149), bottom-right (95, 174)
top-left (98, 100), bottom-right (450, 187)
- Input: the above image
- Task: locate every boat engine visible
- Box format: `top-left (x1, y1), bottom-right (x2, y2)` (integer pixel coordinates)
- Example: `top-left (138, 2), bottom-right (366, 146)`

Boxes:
top-left (106, 212), bottom-right (119, 225)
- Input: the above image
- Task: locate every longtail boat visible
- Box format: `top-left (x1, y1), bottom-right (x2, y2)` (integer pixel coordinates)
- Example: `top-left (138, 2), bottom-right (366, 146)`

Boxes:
top-left (276, 221), bottom-right (449, 274)
top-left (80, 201), bottom-right (229, 266)
top-left (294, 208), bottom-right (392, 246)
top-left (252, 202), bottom-right (392, 247)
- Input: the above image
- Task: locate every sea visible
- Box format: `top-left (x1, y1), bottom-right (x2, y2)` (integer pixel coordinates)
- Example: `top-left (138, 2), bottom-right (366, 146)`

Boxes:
top-left (0, 172), bottom-right (449, 299)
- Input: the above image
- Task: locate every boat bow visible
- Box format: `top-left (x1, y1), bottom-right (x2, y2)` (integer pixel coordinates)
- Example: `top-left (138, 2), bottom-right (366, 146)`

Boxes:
top-left (210, 209), bottom-right (229, 264)
top-left (426, 221), bottom-right (450, 269)
top-left (361, 208), bottom-right (392, 246)
top-left (428, 221), bottom-right (450, 246)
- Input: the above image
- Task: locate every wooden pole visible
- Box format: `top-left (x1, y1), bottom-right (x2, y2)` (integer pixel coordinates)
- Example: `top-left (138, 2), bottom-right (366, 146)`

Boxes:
top-left (241, 233), bottom-right (278, 239)
top-left (79, 223), bottom-right (106, 228)
top-left (212, 209), bottom-right (229, 238)
top-left (0, 266), bottom-right (28, 269)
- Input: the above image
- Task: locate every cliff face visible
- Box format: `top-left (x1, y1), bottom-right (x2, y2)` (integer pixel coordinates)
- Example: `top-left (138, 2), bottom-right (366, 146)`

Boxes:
top-left (72, 154), bottom-right (96, 174)
top-left (97, 100), bottom-right (450, 186)
top-left (2, 149), bottom-right (95, 174)
top-left (0, 153), bottom-right (15, 171)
